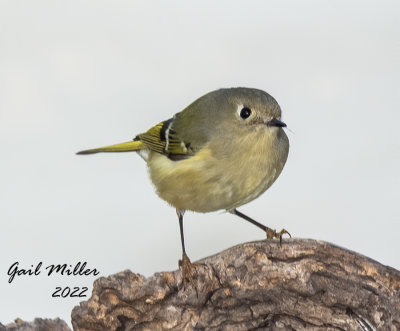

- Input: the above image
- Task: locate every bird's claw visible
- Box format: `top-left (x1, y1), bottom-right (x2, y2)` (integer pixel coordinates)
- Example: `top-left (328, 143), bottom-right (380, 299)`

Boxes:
top-left (266, 228), bottom-right (291, 245)
top-left (179, 253), bottom-right (199, 285)
top-left (179, 253), bottom-right (203, 297)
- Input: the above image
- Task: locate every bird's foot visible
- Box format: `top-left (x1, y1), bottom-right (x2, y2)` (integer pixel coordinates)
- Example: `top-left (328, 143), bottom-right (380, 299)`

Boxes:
top-left (178, 252), bottom-right (200, 285)
top-left (266, 227), bottom-right (291, 245)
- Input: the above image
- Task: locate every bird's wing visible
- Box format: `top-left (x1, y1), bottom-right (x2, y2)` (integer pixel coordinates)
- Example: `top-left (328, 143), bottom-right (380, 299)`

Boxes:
top-left (136, 118), bottom-right (202, 160)
top-left (77, 115), bottom-right (208, 159)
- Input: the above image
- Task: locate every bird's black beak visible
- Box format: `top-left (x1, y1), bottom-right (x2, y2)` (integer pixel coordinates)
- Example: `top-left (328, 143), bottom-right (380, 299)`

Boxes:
top-left (267, 118), bottom-right (287, 127)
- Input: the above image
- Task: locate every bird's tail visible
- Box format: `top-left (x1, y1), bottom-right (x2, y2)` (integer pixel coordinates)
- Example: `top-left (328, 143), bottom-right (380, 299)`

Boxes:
top-left (76, 140), bottom-right (146, 155)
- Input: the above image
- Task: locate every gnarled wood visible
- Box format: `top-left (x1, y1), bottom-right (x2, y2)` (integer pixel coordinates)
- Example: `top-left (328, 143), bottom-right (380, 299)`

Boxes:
top-left (71, 239), bottom-right (400, 330)
top-left (0, 318), bottom-right (71, 331)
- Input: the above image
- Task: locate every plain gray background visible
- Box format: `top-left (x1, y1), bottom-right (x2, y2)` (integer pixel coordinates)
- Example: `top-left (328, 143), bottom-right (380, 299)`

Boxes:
top-left (1, 0), bottom-right (399, 326)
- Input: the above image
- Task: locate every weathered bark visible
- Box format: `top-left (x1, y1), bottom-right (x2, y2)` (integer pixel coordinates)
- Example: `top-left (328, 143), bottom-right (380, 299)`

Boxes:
top-left (0, 318), bottom-right (71, 331)
top-left (71, 239), bottom-right (400, 331)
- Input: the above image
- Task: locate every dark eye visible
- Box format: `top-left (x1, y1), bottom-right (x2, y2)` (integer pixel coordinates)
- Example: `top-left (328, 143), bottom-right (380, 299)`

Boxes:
top-left (240, 107), bottom-right (252, 119)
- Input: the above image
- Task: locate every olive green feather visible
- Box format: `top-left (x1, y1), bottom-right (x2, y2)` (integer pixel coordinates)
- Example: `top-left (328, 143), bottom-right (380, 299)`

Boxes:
top-left (77, 119), bottom-right (195, 159)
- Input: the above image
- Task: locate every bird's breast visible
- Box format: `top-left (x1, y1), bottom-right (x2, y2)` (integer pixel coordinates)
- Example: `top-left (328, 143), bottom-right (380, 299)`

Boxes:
top-left (147, 128), bottom-right (289, 213)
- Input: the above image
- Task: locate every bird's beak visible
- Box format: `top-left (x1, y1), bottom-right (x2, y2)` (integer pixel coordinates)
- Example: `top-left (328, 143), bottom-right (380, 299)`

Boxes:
top-left (267, 118), bottom-right (287, 127)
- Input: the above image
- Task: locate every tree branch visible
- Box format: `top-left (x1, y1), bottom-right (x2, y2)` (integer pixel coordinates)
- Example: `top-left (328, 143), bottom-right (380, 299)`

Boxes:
top-left (70, 239), bottom-right (400, 330)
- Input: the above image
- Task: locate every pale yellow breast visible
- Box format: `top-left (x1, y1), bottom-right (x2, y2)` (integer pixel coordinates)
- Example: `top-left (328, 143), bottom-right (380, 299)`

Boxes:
top-left (147, 127), bottom-right (289, 213)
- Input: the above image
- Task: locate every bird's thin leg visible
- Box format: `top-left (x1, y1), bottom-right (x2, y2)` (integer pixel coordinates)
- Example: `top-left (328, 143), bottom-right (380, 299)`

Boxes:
top-left (177, 209), bottom-right (187, 255)
top-left (177, 209), bottom-right (196, 284)
top-left (230, 208), bottom-right (291, 245)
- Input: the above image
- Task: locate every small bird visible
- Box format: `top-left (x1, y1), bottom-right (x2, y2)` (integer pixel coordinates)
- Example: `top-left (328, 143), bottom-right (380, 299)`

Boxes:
top-left (77, 87), bottom-right (290, 281)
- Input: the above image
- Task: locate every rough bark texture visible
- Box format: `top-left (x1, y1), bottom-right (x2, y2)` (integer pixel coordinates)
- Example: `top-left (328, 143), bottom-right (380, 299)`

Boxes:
top-left (0, 318), bottom-right (71, 331)
top-left (71, 239), bottom-right (400, 331)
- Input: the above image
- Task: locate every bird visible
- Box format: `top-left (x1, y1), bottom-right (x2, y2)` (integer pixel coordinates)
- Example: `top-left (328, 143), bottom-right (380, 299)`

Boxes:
top-left (77, 87), bottom-right (290, 282)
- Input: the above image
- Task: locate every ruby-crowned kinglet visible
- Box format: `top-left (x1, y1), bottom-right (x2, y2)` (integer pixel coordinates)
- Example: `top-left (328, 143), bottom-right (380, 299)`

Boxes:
top-left (77, 87), bottom-right (289, 280)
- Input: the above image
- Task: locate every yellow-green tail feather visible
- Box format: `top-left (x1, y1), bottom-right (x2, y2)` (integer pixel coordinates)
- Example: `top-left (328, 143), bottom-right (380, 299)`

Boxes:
top-left (76, 140), bottom-right (146, 155)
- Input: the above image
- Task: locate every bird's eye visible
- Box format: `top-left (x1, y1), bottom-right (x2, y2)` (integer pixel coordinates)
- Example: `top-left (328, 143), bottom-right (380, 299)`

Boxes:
top-left (240, 107), bottom-right (252, 119)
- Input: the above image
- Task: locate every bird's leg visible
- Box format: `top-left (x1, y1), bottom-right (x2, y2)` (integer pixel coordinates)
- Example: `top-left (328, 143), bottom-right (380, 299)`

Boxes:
top-left (176, 209), bottom-right (197, 284)
top-left (230, 209), bottom-right (291, 245)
